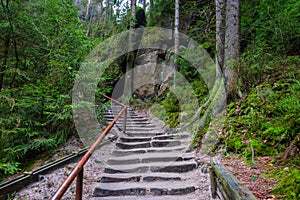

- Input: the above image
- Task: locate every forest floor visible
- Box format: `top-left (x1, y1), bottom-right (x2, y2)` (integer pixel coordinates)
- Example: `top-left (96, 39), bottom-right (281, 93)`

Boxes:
top-left (221, 155), bottom-right (280, 200)
top-left (13, 134), bottom-right (114, 199)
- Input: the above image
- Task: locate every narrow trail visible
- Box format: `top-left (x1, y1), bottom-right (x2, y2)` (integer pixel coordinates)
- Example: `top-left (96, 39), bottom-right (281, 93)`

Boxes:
top-left (14, 105), bottom-right (212, 199)
top-left (91, 105), bottom-right (211, 199)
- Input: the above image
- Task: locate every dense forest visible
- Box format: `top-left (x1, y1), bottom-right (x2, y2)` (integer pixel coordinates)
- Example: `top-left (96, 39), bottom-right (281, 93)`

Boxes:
top-left (0, 0), bottom-right (299, 199)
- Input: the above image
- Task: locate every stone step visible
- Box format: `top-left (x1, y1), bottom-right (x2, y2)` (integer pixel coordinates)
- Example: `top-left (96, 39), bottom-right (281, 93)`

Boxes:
top-left (93, 181), bottom-right (196, 197)
top-left (116, 140), bottom-right (182, 150)
top-left (119, 134), bottom-right (190, 143)
top-left (112, 146), bottom-right (187, 157)
top-left (104, 160), bottom-right (198, 174)
top-left (91, 195), bottom-right (203, 200)
top-left (104, 110), bottom-right (134, 115)
top-left (115, 122), bottom-right (153, 125)
top-left (110, 118), bottom-right (150, 122)
top-left (123, 127), bottom-right (157, 132)
top-left (100, 172), bottom-right (182, 183)
top-left (125, 132), bottom-right (165, 137)
top-left (107, 152), bottom-right (195, 165)
top-left (105, 115), bottom-right (146, 120)
top-left (118, 124), bottom-right (156, 128)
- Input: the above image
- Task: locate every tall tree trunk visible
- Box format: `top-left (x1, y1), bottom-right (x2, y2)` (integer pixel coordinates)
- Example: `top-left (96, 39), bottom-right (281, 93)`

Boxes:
top-left (1, 0), bottom-right (19, 88)
top-left (85, 0), bottom-right (92, 36)
top-left (149, 0), bottom-right (153, 20)
top-left (0, 35), bottom-right (10, 91)
top-left (174, 0), bottom-right (179, 87)
top-left (131, 0), bottom-right (136, 26)
top-left (124, 0), bottom-right (136, 97)
top-left (150, 0), bottom-right (153, 10)
top-left (215, 0), bottom-right (226, 79)
top-left (224, 0), bottom-right (240, 102)
top-left (85, 0), bottom-right (91, 21)
top-left (106, 0), bottom-right (110, 22)
top-left (99, 0), bottom-right (103, 21)
top-left (143, 0), bottom-right (146, 11)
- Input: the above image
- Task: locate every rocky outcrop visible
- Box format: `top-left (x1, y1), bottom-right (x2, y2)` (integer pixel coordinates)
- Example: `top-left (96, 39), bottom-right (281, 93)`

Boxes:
top-left (133, 50), bottom-right (175, 100)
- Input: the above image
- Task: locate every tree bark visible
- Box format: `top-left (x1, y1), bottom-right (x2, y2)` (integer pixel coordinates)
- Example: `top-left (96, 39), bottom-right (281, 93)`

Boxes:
top-left (150, 0), bottom-right (153, 10)
top-left (131, 0), bottom-right (136, 26)
top-left (224, 0), bottom-right (240, 103)
top-left (106, 0), bottom-right (110, 22)
top-left (215, 0), bottom-right (226, 79)
top-left (174, 0), bottom-right (179, 87)
top-left (124, 0), bottom-right (136, 97)
top-left (143, 0), bottom-right (146, 11)
top-left (85, 0), bottom-right (91, 21)
top-left (0, 35), bottom-right (10, 91)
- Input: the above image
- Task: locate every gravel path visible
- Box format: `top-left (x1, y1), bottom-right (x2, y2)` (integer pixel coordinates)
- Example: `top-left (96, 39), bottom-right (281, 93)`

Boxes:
top-left (14, 130), bottom-right (118, 200)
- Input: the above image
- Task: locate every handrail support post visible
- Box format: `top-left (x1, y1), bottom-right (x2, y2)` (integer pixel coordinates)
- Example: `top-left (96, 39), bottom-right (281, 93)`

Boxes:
top-left (76, 168), bottom-right (84, 200)
top-left (123, 107), bottom-right (127, 133)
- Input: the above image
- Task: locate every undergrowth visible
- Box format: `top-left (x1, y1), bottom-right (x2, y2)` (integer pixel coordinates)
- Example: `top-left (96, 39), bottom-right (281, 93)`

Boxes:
top-left (222, 58), bottom-right (300, 199)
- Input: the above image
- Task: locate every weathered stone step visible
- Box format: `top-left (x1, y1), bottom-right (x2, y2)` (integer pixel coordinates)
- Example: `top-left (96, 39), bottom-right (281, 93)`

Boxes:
top-left (104, 110), bottom-right (134, 115)
top-left (112, 146), bottom-right (187, 157)
top-left (91, 195), bottom-right (202, 200)
top-left (119, 134), bottom-right (190, 143)
top-left (125, 131), bottom-right (165, 137)
top-left (117, 124), bottom-right (156, 128)
top-left (115, 120), bottom-right (155, 126)
top-left (93, 181), bottom-right (196, 197)
top-left (116, 140), bottom-right (182, 149)
top-left (123, 127), bottom-right (157, 132)
top-left (106, 115), bottom-right (146, 120)
top-left (104, 160), bottom-right (198, 174)
top-left (100, 172), bottom-right (182, 183)
top-left (107, 152), bottom-right (195, 165)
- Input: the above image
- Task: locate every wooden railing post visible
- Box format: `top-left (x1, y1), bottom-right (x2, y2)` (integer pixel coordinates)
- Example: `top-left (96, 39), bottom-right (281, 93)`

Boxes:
top-left (123, 107), bottom-right (127, 133)
top-left (75, 168), bottom-right (83, 200)
top-left (209, 166), bottom-right (217, 199)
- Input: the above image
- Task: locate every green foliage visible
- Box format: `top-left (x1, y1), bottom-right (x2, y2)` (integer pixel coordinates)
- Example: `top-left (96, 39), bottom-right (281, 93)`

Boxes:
top-left (150, 57), bottom-right (209, 129)
top-left (271, 168), bottom-right (300, 199)
top-left (223, 67), bottom-right (300, 160)
top-left (0, 0), bottom-right (92, 180)
top-left (151, 91), bottom-right (179, 128)
top-left (241, 0), bottom-right (300, 55)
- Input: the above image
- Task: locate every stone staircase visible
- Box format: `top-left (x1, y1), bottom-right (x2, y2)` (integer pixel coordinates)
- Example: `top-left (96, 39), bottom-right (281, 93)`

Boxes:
top-left (92, 105), bottom-right (211, 199)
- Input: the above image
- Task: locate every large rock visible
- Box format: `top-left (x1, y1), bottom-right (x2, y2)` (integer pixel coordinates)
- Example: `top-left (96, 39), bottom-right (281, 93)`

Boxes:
top-left (133, 50), bottom-right (175, 99)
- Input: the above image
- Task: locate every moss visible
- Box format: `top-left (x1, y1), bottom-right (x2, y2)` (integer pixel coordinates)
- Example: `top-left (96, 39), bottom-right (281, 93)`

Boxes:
top-left (223, 68), bottom-right (300, 160)
top-left (272, 168), bottom-right (300, 199)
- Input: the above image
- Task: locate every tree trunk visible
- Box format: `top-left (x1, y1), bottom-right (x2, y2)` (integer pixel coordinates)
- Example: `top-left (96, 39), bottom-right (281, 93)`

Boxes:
top-left (0, 35), bottom-right (10, 91)
top-left (215, 0), bottom-right (226, 79)
top-left (150, 0), bottom-right (153, 10)
top-left (224, 0), bottom-right (240, 103)
top-left (99, 0), bottom-right (103, 21)
top-left (143, 0), bottom-right (146, 11)
top-left (131, 0), bottom-right (136, 26)
top-left (174, 0), bottom-right (179, 87)
top-left (106, 0), bottom-right (110, 22)
top-left (124, 0), bottom-right (136, 97)
top-left (85, 0), bottom-right (91, 21)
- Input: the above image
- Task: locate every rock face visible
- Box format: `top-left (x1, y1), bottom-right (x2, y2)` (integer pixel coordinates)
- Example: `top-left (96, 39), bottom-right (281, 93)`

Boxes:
top-left (91, 104), bottom-right (211, 199)
top-left (133, 50), bottom-right (175, 100)
top-left (74, 0), bottom-right (103, 21)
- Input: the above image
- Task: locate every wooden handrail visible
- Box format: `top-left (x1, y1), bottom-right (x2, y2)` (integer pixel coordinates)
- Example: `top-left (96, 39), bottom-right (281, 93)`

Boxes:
top-left (52, 95), bottom-right (127, 200)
